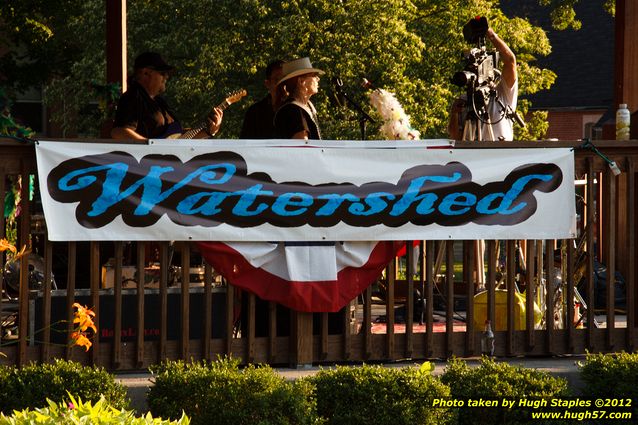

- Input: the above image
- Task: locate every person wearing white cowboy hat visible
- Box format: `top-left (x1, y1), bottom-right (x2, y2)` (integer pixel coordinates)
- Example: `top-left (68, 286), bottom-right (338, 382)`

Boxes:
top-left (274, 57), bottom-right (325, 140)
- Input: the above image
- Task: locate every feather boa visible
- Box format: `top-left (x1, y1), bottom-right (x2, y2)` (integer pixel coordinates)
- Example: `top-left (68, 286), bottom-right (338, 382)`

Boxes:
top-left (368, 88), bottom-right (420, 140)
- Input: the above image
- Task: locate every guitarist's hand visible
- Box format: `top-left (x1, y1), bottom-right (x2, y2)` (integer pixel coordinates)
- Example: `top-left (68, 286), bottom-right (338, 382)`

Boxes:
top-left (206, 107), bottom-right (223, 137)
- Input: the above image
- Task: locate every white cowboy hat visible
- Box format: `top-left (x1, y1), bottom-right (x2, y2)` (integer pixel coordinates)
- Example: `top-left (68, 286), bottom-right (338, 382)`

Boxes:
top-left (277, 57), bottom-right (325, 85)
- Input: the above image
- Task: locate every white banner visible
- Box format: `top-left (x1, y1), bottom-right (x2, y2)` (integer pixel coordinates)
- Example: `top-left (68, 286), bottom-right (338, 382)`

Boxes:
top-left (36, 140), bottom-right (576, 241)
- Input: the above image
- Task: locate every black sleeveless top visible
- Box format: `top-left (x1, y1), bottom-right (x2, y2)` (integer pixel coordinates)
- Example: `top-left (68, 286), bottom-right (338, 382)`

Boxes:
top-left (274, 100), bottom-right (322, 139)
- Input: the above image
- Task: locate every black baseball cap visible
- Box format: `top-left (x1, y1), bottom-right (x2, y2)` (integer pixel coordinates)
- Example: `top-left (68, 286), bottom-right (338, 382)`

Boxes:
top-left (133, 52), bottom-right (174, 71)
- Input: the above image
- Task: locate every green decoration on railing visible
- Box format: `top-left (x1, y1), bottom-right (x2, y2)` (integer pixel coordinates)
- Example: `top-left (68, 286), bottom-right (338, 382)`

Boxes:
top-left (91, 81), bottom-right (121, 120)
top-left (0, 88), bottom-right (35, 140)
top-left (0, 88), bottom-right (35, 246)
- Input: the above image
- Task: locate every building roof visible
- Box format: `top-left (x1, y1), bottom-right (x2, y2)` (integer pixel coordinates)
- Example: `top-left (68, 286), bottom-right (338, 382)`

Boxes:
top-left (501, 0), bottom-right (614, 110)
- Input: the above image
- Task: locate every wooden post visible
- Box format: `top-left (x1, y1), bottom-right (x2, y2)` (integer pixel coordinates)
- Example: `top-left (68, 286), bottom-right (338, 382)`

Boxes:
top-left (113, 242), bottom-right (123, 368)
top-left (506, 241), bottom-right (515, 356)
top-left (464, 240), bottom-right (475, 356)
top-left (405, 241), bottom-right (414, 359)
top-left (290, 311), bottom-right (313, 367)
top-left (320, 313), bottom-right (328, 360)
top-left (104, 0), bottom-right (127, 137)
top-left (425, 241), bottom-right (434, 357)
top-left (90, 242), bottom-right (101, 365)
top-left (41, 241), bottom-right (53, 362)
top-left (586, 160), bottom-right (596, 351)
top-left (386, 261), bottom-right (395, 359)
top-left (615, 0), bottom-right (638, 114)
top-left (525, 240), bottom-right (536, 351)
top-left (626, 158), bottom-right (635, 351)
top-left (247, 293), bottom-right (256, 363)
top-left (65, 242), bottom-right (77, 361)
top-left (180, 243), bottom-right (190, 360)
top-left (17, 163), bottom-right (31, 366)
top-left (445, 242), bottom-right (454, 358)
top-left (268, 301), bottom-right (277, 363)
top-left (106, 0), bottom-right (127, 91)
top-left (225, 283), bottom-right (234, 356)
top-left (363, 285), bottom-right (373, 359)
top-left (545, 241), bottom-right (555, 355)
top-left (604, 169), bottom-right (616, 350)
top-left (136, 243), bottom-right (146, 368)
top-left (203, 263), bottom-right (213, 361)
top-left (159, 242), bottom-right (169, 362)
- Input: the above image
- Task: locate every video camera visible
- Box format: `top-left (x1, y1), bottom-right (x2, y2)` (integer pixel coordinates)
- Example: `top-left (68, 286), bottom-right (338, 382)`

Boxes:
top-left (451, 16), bottom-right (500, 100)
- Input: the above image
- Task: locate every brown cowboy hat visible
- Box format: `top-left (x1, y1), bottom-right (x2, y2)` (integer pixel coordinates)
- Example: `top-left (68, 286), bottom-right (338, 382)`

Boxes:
top-left (277, 57), bottom-right (324, 85)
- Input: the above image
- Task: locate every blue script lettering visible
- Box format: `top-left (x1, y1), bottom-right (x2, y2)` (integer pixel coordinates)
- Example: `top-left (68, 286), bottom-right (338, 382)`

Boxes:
top-left (476, 174), bottom-right (553, 215)
top-left (233, 185), bottom-right (275, 216)
top-left (47, 151), bottom-right (564, 229)
top-left (390, 174), bottom-right (462, 216)
top-left (349, 192), bottom-right (396, 216)
top-left (272, 192), bottom-right (314, 216)
top-left (177, 192), bottom-right (230, 215)
top-left (58, 163), bottom-right (236, 216)
top-left (439, 192), bottom-right (477, 215)
top-left (316, 193), bottom-right (360, 216)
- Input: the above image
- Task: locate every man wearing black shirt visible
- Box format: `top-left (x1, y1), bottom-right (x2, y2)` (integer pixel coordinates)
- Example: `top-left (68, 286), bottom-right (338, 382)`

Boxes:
top-left (239, 60), bottom-right (284, 139)
top-left (111, 52), bottom-right (222, 140)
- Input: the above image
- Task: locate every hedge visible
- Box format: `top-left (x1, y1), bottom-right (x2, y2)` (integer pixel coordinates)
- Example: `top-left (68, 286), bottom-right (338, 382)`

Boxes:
top-left (579, 351), bottom-right (638, 418)
top-left (0, 359), bottom-right (128, 414)
top-left (307, 363), bottom-right (452, 425)
top-left (148, 357), bottom-right (318, 425)
top-left (441, 357), bottom-right (570, 425)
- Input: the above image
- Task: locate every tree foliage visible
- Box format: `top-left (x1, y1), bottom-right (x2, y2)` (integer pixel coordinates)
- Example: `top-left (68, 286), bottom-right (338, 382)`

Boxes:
top-left (0, 0), bottom-right (614, 140)
top-left (123, 0), bottom-right (555, 140)
top-left (539, 0), bottom-right (615, 30)
top-left (0, 1), bottom-right (93, 92)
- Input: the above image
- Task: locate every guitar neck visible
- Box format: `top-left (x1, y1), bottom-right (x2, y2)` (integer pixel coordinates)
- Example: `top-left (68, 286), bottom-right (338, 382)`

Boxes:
top-left (216, 100), bottom-right (231, 111)
top-left (180, 101), bottom-right (227, 140)
top-left (178, 88), bottom-right (246, 139)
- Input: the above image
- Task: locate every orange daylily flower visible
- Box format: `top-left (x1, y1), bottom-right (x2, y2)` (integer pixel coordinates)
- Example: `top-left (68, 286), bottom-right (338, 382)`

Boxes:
top-left (13, 244), bottom-right (30, 260)
top-left (0, 239), bottom-right (17, 254)
top-left (70, 331), bottom-right (93, 351)
top-left (72, 303), bottom-right (97, 333)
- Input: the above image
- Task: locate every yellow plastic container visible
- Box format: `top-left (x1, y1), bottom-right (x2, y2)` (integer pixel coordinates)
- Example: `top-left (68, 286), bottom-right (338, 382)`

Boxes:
top-left (473, 289), bottom-right (541, 331)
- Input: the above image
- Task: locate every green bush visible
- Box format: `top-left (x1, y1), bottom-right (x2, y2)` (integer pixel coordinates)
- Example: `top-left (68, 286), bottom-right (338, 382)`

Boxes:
top-left (579, 351), bottom-right (638, 417)
top-left (308, 364), bottom-right (453, 425)
top-left (148, 357), bottom-right (319, 425)
top-left (0, 394), bottom-right (188, 424)
top-left (0, 359), bottom-right (129, 414)
top-left (441, 357), bottom-right (570, 425)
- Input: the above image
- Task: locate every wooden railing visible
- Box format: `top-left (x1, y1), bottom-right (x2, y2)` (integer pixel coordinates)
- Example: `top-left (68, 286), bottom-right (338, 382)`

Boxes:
top-left (0, 138), bottom-right (636, 370)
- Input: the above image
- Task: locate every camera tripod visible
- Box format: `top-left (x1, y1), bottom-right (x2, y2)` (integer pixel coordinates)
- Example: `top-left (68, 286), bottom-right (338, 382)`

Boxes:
top-left (462, 111), bottom-right (496, 142)
top-left (461, 87), bottom-right (496, 142)
top-left (461, 86), bottom-right (523, 142)
top-left (460, 87), bottom-right (522, 286)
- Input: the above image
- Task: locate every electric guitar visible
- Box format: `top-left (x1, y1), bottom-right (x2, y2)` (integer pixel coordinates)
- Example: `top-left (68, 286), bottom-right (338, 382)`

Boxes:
top-left (165, 89), bottom-right (247, 139)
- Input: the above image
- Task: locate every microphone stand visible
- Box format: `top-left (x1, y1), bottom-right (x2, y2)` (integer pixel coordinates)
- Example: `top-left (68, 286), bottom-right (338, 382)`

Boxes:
top-left (334, 81), bottom-right (375, 141)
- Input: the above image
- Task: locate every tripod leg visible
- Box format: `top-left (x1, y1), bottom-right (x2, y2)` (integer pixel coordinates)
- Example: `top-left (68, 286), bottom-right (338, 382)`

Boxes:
top-left (462, 119), bottom-right (474, 142)
top-left (485, 121), bottom-right (495, 141)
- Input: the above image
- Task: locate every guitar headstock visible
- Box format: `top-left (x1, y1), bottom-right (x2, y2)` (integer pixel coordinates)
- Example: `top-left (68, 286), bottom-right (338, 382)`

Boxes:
top-left (225, 89), bottom-right (247, 105)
